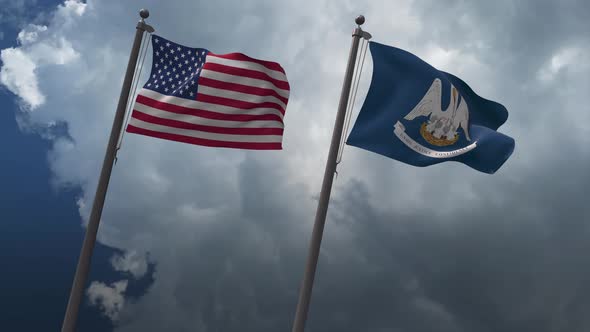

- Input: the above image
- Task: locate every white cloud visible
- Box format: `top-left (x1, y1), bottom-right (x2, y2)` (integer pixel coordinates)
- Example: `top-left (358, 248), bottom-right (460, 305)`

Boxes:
top-left (60, 0), bottom-right (86, 16)
top-left (87, 280), bottom-right (128, 321)
top-left (0, 47), bottom-right (44, 108)
top-left (17, 25), bottom-right (48, 44)
top-left (0, 34), bottom-right (78, 110)
top-left (111, 251), bottom-right (149, 279)
top-left (0, 1), bottom-right (83, 110)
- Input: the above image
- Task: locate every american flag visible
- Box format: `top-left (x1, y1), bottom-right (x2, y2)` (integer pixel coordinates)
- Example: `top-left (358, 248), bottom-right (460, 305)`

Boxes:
top-left (126, 35), bottom-right (290, 150)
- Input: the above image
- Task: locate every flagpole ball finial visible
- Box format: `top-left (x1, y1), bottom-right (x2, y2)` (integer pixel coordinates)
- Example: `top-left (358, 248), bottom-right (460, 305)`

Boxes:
top-left (139, 9), bottom-right (149, 19)
top-left (355, 15), bottom-right (365, 25)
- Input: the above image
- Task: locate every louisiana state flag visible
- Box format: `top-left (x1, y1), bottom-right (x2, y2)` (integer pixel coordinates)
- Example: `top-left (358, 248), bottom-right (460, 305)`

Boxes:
top-left (346, 42), bottom-right (515, 174)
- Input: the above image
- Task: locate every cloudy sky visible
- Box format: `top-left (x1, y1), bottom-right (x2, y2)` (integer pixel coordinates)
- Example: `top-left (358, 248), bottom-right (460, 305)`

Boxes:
top-left (1, 0), bottom-right (589, 331)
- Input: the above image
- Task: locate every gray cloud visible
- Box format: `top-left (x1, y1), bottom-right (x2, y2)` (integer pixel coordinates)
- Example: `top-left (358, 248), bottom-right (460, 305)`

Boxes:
top-left (1, 0), bottom-right (589, 331)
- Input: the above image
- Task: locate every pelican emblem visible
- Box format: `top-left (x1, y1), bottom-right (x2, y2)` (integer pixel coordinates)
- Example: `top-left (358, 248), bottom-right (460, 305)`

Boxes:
top-left (404, 78), bottom-right (470, 147)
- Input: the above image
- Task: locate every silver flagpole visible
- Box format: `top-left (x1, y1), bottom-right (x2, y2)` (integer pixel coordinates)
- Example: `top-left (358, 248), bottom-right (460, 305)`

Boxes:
top-left (61, 9), bottom-right (154, 332)
top-left (291, 15), bottom-right (369, 332)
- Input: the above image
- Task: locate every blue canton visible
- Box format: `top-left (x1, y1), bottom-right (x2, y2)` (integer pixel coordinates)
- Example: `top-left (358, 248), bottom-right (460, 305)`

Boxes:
top-left (144, 35), bottom-right (209, 100)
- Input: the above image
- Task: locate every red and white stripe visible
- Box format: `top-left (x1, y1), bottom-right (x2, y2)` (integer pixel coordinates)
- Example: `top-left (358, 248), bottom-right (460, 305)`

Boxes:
top-left (127, 53), bottom-right (290, 150)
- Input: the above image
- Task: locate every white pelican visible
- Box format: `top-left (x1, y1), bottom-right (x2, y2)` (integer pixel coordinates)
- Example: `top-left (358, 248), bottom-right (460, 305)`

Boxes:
top-left (404, 78), bottom-right (471, 142)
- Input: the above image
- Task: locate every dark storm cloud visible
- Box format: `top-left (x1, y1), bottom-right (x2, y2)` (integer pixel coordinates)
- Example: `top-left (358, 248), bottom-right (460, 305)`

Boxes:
top-left (411, 0), bottom-right (590, 128)
top-left (296, 143), bottom-right (590, 332)
top-left (116, 144), bottom-right (590, 332)
top-left (3, 0), bottom-right (589, 331)
top-left (113, 155), bottom-right (310, 332)
top-left (298, 2), bottom-right (590, 331)
top-left (412, 0), bottom-right (589, 70)
top-left (115, 1), bottom-right (590, 331)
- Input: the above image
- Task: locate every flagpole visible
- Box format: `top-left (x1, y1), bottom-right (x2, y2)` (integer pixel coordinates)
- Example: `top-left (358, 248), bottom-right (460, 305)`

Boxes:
top-left (291, 15), bottom-right (367, 332)
top-left (60, 9), bottom-right (154, 332)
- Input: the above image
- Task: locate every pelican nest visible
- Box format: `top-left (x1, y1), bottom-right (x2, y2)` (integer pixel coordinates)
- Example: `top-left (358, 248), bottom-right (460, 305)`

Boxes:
top-left (420, 123), bottom-right (459, 147)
